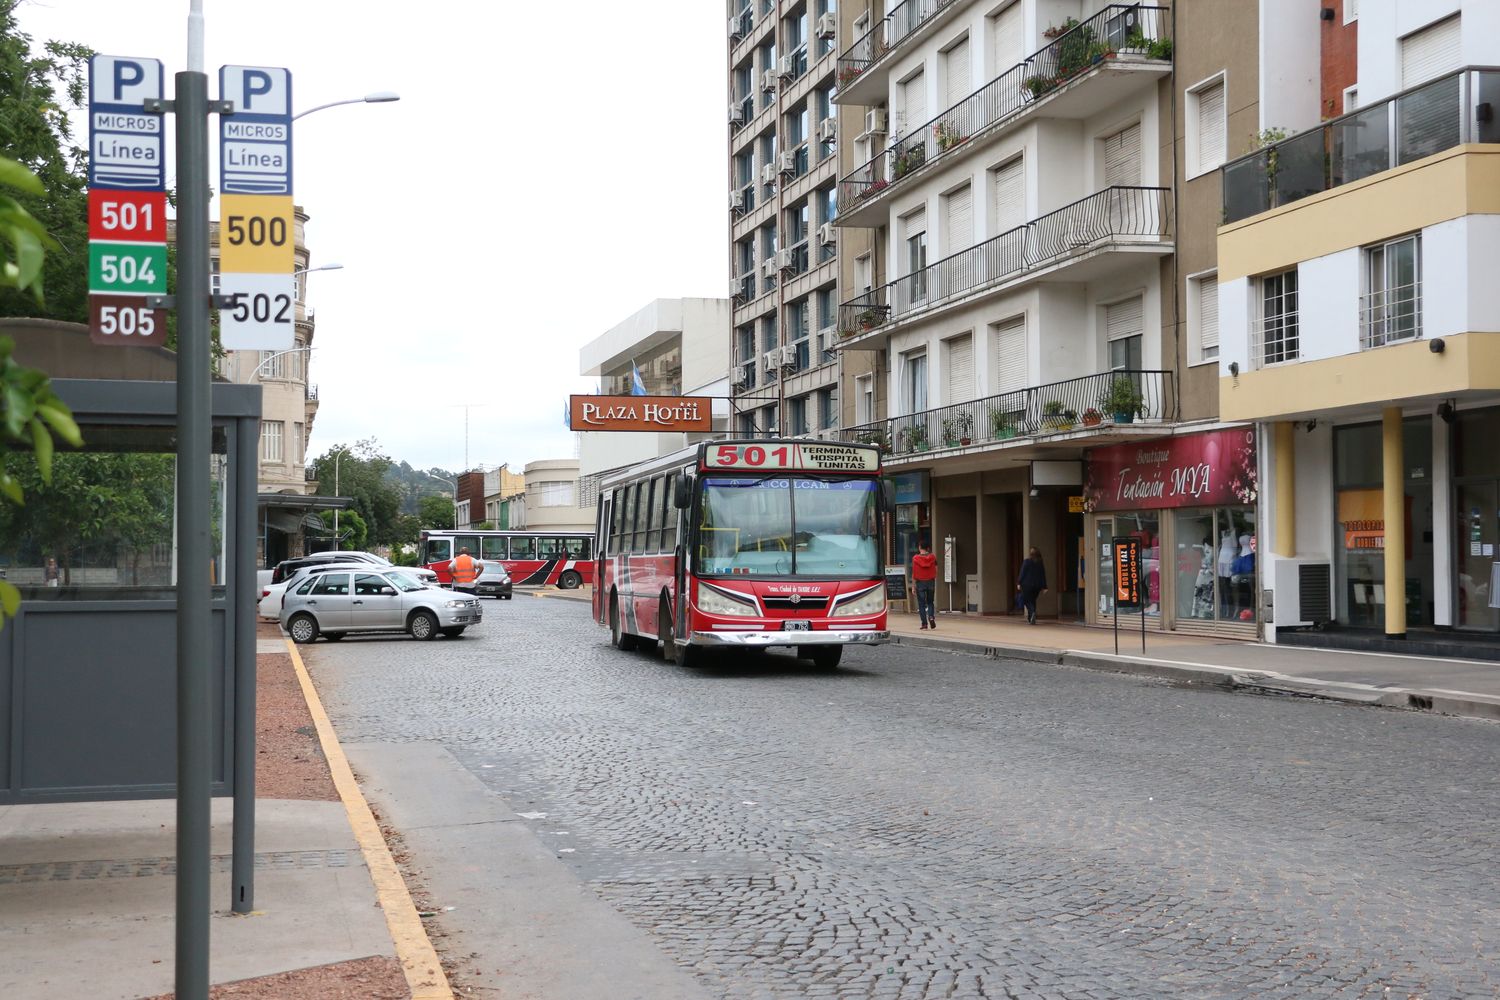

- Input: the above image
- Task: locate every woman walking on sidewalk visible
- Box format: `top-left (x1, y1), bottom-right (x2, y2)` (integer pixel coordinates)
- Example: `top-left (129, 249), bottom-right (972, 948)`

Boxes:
top-left (1017, 547), bottom-right (1048, 625)
top-left (912, 541), bottom-right (938, 630)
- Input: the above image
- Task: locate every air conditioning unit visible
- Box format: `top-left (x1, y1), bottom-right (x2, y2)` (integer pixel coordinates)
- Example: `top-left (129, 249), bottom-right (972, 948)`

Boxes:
top-left (778, 54), bottom-right (795, 78)
top-left (730, 189), bottom-right (746, 213)
top-left (761, 257), bottom-right (777, 279)
top-left (777, 150), bottom-right (797, 174)
top-left (761, 70), bottom-right (777, 93)
top-left (1272, 559), bottom-right (1333, 627)
top-left (818, 117), bottom-right (837, 142)
top-left (775, 248), bottom-right (794, 271)
top-left (730, 278), bottom-right (744, 301)
top-left (732, 363), bottom-right (751, 389)
top-left (818, 222), bottom-right (836, 245)
top-left (863, 109), bottom-right (887, 136)
top-left (816, 12), bottom-right (837, 39)
top-left (761, 163), bottom-right (777, 186)
top-left (778, 344), bottom-right (799, 368)
top-left (763, 350), bottom-right (782, 375)
top-left (729, 102), bottom-right (745, 125)
top-left (729, 16), bottom-right (743, 39)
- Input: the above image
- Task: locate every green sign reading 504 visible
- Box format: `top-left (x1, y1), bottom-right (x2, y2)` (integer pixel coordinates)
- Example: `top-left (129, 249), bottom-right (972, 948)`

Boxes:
top-left (89, 242), bottom-right (167, 294)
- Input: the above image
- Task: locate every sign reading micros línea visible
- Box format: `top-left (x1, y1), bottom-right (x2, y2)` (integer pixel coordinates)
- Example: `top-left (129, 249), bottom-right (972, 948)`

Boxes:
top-left (218, 65), bottom-right (295, 350)
top-left (86, 55), bottom-right (168, 346)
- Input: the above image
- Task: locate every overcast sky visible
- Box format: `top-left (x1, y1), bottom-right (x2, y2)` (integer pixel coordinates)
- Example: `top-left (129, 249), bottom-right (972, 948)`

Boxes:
top-left (16, 0), bottom-right (729, 473)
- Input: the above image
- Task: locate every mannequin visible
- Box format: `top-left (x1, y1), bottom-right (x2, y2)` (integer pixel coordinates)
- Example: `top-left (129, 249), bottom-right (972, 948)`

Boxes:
top-left (1194, 537), bottom-right (1214, 619)
top-left (1217, 533), bottom-right (1238, 616)
top-left (1231, 534), bottom-right (1256, 619)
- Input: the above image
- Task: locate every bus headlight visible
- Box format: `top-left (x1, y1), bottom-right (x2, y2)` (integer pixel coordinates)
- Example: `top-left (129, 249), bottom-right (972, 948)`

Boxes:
top-left (696, 584), bottom-right (757, 616)
top-left (832, 586), bottom-right (885, 617)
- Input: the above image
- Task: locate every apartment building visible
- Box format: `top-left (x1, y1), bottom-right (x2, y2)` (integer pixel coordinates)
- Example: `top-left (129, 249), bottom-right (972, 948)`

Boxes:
top-left (728, 0), bottom-right (855, 439)
top-left (1218, 1), bottom-right (1500, 650)
top-left (829, 0), bottom-right (1283, 636)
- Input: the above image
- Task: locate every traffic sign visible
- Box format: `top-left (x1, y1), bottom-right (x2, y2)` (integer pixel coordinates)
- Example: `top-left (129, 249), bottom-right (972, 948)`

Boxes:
top-left (219, 273), bottom-right (296, 350)
top-left (87, 55), bottom-right (165, 190)
top-left (89, 293), bottom-right (166, 347)
top-left (219, 66), bottom-right (292, 195)
top-left (88, 189), bottom-right (167, 242)
top-left (88, 241), bottom-right (167, 295)
top-left (219, 195), bottom-right (294, 273)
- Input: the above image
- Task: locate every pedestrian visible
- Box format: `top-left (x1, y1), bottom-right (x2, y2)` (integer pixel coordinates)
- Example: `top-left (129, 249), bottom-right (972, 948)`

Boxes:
top-left (1017, 546), bottom-right (1047, 625)
top-left (448, 546), bottom-right (480, 593)
top-left (911, 540), bottom-right (938, 630)
top-left (44, 556), bottom-right (60, 588)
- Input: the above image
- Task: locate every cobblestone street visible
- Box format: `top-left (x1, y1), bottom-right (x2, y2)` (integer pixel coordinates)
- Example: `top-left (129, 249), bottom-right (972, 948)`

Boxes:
top-left (308, 597), bottom-right (1500, 1000)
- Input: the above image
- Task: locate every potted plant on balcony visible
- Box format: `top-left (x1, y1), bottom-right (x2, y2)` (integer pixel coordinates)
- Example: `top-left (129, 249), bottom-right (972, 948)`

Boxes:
top-left (1100, 375), bottom-right (1145, 424)
top-left (892, 142), bottom-right (927, 179)
top-left (934, 120), bottom-right (968, 152)
top-left (856, 307), bottom-right (881, 330)
top-left (988, 408), bottom-right (1018, 440)
top-left (1042, 400), bottom-right (1076, 431)
top-left (941, 416), bottom-right (960, 448)
top-left (955, 410), bottom-right (974, 446)
top-left (901, 423), bottom-right (929, 453)
top-left (1081, 406), bottom-right (1103, 427)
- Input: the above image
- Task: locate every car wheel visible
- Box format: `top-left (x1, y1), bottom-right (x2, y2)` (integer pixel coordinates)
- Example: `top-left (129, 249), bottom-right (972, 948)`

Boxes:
top-left (441, 626), bottom-right (466, 638)
top-left (323, 632), bottom-right (346, 642)
top-left (609, 592), bottom-right (639, 651)
top-left (288, 613), bottom-right (319, 645)
top-left (558, 570), bottom-right (582, 590)
top-left (807, 645), bottom-right (843, 670)
top-left (409, 609), bottom-right (439, 641)
top-left (502, 594), bottom-right (512, 600)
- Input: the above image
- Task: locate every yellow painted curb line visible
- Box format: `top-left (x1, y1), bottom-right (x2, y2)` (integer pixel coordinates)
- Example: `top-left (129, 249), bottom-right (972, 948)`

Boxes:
top-left (284, 637), bottom-right (454, 1000)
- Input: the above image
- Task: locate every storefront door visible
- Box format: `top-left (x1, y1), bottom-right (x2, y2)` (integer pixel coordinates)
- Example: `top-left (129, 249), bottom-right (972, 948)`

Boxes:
top-left (1455, 480), bottom-right (1499, 632)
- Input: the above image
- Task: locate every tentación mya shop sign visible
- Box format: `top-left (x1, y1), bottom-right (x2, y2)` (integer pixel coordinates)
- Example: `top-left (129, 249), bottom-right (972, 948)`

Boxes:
top-left (569, 395), bottom-right (712, 433)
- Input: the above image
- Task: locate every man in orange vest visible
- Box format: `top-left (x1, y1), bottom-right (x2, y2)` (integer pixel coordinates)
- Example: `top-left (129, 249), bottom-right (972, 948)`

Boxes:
top-left (449, 546), bottom-right (480, 592)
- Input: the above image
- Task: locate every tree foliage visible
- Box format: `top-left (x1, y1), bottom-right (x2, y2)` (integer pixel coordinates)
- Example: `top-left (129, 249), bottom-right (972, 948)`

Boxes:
top-left (309, 438), bottom-right (403, 547)
top-left (338, 507), bottom-right (368, 552)
top-left (418, 494), bottom-right (454, 531)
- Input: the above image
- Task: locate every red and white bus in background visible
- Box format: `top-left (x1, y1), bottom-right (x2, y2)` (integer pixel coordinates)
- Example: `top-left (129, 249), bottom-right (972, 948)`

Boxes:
top-left (420, 530), bottom-right (594, 589)
top-left (594, 439), bottom-right (890, 669)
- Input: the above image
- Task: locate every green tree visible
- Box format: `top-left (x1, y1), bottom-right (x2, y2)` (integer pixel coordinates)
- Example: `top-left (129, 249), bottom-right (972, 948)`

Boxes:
top-left (310, 438), bottom-right (403, 546)
top-left (0, 3), bottom-right (90, 323)
top-left (338, 507), bottom-right (368, 551)
top-left (417, 493), bottom-right (454, 531)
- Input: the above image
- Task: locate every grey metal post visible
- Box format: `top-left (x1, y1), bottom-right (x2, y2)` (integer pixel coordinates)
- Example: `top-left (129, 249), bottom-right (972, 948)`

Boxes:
top-left (174, 68), bottom-right (213, 1000)
top-left (232, 413), bottom-right (258, 913)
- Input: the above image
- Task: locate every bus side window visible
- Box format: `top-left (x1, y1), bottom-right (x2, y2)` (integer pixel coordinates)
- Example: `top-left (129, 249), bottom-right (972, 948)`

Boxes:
top-left (635, 479), bottom-right (655, 554)
top-left (571, 536), bottom-right (591, 560)
top-left (482, 536), bottom-right (507, 560)
top-left (538, 536), bottom-right (562, 559)
top-left (511, 535), bottom-right (536, 560)
top-left (650, 475), bottom-right (670, 552)
top-left (615, 485), bottom-right (633, 556)
top-left (425, 539), bottom-right (451, 564)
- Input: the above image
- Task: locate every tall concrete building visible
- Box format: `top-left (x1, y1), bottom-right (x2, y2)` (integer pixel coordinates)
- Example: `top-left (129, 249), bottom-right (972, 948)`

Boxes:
top-left (825, 1), bottom-right (1287, 639)
top-left (1218, 0), bottom-right (1500, 650)
top-left (728, 0), bottom-right (853, 439)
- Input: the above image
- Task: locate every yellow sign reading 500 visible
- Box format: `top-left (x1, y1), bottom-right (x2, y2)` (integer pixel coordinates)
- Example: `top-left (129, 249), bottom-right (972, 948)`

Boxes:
top-left (219, 194), bottom-right (294, 273)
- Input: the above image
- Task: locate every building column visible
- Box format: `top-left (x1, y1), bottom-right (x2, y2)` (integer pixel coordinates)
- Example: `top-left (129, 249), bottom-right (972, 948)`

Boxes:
top-left (1382, 407), bottom-right (1406, 639)
top-left (1432, 414), bottom-right (1453, 627)
top-left (976, 492), bottom-right (1005, 613)
top-left (1274, 421), bottom-right (1297, 557)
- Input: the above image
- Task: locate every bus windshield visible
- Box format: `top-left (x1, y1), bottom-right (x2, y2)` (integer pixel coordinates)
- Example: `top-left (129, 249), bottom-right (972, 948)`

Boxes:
top-left (697, 476), bottom-right (878, 578)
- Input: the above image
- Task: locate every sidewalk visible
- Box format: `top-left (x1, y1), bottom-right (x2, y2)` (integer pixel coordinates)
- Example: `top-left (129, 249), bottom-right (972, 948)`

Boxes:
top-left (889, 610), bottom-right (1500, 723)
top-left (537, 587), bottom-right (1500, 722)
top-left (0, 627), bottom-right (445, 999)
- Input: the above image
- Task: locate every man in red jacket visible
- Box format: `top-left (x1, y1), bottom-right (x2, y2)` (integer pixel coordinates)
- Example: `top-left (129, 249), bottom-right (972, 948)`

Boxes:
top-left (911, 540), bottom-right (938, 630)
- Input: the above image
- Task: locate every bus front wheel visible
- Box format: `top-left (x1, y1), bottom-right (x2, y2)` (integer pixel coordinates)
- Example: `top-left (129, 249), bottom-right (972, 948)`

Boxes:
top-left (610, 593), bottom-right (639, 651)
top-left (558, 570), bottom-right (582, 590)
top-left (805, 645), bottom-right (842, 670)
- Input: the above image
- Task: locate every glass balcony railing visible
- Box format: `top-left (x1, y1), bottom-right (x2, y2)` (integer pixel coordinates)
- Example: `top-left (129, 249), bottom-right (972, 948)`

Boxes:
top-left (838, 186), bottom-right (1170, 336)
top-left (1222, 68), bottom-right (1500, 224)
top-left (838, 5), bottom-right (1170, 210)
top-left (839, 369), bottom-right (1177, 455)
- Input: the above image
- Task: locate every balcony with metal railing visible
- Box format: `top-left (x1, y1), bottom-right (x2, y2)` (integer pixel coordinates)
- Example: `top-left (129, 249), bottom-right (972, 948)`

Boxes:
top-left (837, 186), bottom-right (1170, 350)
top-left (834, 0), bottom-right (964, 107)
top-left (837, 5), bottom-right (1171, 227)
top-left (1222, 68), bottom-right (1500, 225)
top-left (839, 369), bottom-right (1176, 459)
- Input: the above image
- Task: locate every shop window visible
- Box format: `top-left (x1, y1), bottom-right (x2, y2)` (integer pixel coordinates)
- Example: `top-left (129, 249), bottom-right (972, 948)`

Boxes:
top-left (1174, 508), bottom-right (1258, 624)
top-left (1096, 513), bottom-right (1160, 619)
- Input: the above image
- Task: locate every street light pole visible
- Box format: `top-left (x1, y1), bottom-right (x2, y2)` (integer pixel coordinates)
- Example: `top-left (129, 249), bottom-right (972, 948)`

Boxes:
top-left (292, 91), bottom-right (400, 121)
top-left (332, 447), bottom-right (348, 550)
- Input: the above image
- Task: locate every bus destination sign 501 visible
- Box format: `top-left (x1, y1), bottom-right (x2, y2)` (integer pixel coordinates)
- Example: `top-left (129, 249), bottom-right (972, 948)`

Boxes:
top-left (704, 442), bottom-right (879, 473)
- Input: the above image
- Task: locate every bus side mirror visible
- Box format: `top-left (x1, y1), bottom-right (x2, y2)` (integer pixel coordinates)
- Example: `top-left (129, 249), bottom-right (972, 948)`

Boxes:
top-left (882, 481), bottom-right (897, 510)
top-left (674, 476), bottom-right (693, 509)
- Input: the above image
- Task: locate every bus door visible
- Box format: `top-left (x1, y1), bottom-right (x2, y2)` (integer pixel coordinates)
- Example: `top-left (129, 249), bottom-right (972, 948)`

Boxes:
top-left (595, 495), bottom-right (612, 624)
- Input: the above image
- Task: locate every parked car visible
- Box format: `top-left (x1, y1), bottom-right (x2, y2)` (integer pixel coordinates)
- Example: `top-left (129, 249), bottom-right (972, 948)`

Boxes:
top-left (280, 566), bottom-right (481, 643)
top-left (260, 562), bottom-right (437, 620)
top-left (461, 561), bottom-right (512, 600)
top-left (270, 550), bottom-right (385, 585)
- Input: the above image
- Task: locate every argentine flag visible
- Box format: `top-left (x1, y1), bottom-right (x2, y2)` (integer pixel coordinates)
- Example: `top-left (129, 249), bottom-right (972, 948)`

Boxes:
top-left (631, 362), bottom-right (647, 396)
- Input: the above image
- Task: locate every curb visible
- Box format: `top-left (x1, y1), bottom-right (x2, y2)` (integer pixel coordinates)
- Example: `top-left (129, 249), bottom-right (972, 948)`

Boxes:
top-left (890, 631), bottom-right (1500, 723)
top-left (284, 638), bottom-right (455, 1000)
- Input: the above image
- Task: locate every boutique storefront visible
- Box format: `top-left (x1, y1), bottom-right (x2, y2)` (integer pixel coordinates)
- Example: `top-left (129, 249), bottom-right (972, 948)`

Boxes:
top-left (1082, 427), bottom-right (1260, 637)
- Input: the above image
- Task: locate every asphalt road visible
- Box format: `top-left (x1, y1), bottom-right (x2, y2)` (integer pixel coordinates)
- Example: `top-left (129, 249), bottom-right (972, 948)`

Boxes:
top-left (307, 594), bottom-right (1500, 1000)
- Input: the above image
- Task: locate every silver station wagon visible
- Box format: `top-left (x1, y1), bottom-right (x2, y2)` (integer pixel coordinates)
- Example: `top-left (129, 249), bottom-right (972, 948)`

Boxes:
top-left (280, 567), bottom-right (482, 643)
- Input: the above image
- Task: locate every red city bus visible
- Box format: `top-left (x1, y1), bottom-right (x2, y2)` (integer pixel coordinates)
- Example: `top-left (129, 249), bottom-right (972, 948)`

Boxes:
top-left (593, 438), bottom-right (890, 669)
top-left (420, 529), bottom-right (594, 589)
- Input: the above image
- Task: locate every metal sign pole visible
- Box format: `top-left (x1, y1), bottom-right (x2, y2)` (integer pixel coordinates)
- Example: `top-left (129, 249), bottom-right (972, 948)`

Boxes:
top-left (173, 67), bottom-right (213, 1000)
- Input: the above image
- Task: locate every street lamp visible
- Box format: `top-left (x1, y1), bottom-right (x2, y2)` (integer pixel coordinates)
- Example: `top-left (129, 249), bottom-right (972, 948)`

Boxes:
top-left (292, 91), bottom-right (400, 121)
top-left (330, 447), bottom-right (350, 551)
top-left (246, 264), bottom-right (341, 378)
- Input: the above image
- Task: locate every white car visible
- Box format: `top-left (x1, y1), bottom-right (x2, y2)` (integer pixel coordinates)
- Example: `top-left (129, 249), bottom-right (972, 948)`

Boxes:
top-left (259, 562), bottom-right (438, 620)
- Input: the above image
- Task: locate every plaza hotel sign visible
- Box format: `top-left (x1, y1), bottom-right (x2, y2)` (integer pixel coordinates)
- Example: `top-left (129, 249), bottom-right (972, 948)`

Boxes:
top-left (569, 395), bottom-right (712, 433)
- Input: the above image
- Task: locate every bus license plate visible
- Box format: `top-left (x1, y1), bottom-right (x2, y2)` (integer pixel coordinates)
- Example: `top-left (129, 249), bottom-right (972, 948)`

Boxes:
top-left (783, 620), bottom-right (810, 631)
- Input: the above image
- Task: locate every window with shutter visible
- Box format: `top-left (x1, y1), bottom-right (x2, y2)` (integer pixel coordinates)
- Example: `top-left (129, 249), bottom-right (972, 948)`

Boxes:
top-left (989, 157), bottom-right (1024, 236)
top-left (986, 2), bottom-right (1023, 77)
top-left (944, 184), bottom-right (972, 253)
top-left (1192, 80), bottom-right (1225, 175)
top-left (1106, 298), bottom-right (1144, 371)
top-left (901, 71), bottom-right (926, 134)
top-left (944, 38), bottom-right (970, 109)
top-left (989, 317), bottom-right (1026, 395)
top-left (944, 334), bottom-right (974, 405)
top-left (1104, 124), bottom-right (1142, 187)
top-left (1194, 274), bottom-right (1219, 362)
top-left (1401, 15), bottom-right (1460, 87)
